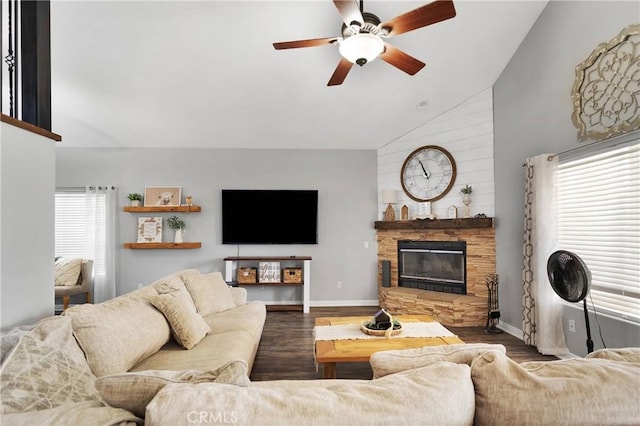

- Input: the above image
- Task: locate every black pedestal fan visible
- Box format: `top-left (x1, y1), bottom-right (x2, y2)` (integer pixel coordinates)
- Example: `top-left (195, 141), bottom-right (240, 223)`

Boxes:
top-left (546, 250), bottom-right (594, 353)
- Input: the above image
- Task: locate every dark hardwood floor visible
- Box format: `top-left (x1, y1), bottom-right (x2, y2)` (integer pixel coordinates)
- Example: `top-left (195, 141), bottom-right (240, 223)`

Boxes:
top-left (250, 306), bottom-right (557, 381)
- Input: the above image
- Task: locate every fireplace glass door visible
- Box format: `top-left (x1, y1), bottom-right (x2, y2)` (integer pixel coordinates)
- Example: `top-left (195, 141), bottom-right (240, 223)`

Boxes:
top-left (398, 241), bottom-right (466, 294)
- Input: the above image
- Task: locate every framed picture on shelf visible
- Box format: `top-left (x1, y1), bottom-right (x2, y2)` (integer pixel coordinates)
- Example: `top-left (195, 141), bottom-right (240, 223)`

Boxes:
top-left (144, 186), bottom-right (182, 207)
top-left (137, 217), bottom-right (163, 243)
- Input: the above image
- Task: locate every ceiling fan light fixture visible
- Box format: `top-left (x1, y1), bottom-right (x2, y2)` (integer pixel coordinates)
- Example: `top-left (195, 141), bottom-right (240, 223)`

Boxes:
top-left (339, 33), bottom-right (384, 66)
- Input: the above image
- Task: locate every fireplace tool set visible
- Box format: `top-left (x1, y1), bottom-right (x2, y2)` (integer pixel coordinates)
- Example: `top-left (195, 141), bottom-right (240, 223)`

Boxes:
top-left (485, 274), bottom-right (503, 334)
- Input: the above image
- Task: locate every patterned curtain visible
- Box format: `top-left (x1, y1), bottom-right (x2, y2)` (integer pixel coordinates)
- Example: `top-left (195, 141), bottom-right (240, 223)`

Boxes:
top-left (521, 155), bottom-right (569, 356)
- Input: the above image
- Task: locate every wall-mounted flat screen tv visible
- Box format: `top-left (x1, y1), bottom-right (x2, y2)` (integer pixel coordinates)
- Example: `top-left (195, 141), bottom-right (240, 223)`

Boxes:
top-left (222, 189), bottom-right (318, 244)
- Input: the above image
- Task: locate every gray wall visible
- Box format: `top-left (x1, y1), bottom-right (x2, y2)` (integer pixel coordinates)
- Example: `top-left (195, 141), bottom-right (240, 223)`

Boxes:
top-left (55, 148), bottom-right (379, 306)
top-left (1, 122), bottom-right (56, 331)
top-left (493, 1), bottom-right (639, 355)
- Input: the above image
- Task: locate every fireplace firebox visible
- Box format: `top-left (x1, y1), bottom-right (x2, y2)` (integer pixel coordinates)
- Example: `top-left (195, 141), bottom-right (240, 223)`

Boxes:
top-left (398, 240), bottom-right (467, 294)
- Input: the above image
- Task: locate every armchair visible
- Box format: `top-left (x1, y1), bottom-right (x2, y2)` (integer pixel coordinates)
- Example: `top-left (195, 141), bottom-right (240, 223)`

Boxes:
top-left (55, 259), bottom-right (93, 310)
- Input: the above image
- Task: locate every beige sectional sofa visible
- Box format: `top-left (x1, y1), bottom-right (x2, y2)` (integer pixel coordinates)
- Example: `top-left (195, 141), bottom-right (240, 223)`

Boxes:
top-left (1, 267), bottom-right (639, 425)
top-left (0, 268), bottom-right (266, 425)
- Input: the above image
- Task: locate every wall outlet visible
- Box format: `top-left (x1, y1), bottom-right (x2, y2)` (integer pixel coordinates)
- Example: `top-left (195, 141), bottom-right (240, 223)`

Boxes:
top-left (364, 241), bottom-right (369, 249)
top-left (137, 283), bottom-right (143, 289)
top-left (337, 281), bottom-right (342, 289)
top-left (568, 319), bottom-right (576, 333)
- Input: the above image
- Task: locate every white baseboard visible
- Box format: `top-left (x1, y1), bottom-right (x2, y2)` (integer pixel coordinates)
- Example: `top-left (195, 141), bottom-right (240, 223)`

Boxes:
top-left (497, 321), bottom-right (523, 340)
top-left (310, 300), bottom-right (379, 308)
top-left (497, 321), bottom-right (579, 359)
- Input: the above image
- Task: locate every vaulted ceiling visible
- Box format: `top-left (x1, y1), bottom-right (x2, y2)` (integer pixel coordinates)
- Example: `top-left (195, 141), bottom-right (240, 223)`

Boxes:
top-left (51, 1), bottom-right (548, 150)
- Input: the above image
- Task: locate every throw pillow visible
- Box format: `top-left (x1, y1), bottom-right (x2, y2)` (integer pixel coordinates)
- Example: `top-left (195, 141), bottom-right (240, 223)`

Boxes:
top-left (182, 272), bottom-right (236, 316)
top-left (54, 258), bottom-right (83, 286)
top-left (370, 342), bottom-right (506, 378)
top-left (0, 333), bottom-right (99, 414)
top-left (64, 297), bottom-right (171, 377)
top-left (151, 294), bottom-right (211, 349)
top-left (146, 362), bottom-right (475, 426)
top-left (152, 275), bottom-right (198, 314)
top-left (95, 360), bottom-right (249, 418)
top-left (471, 350), bottom-right (640, 425)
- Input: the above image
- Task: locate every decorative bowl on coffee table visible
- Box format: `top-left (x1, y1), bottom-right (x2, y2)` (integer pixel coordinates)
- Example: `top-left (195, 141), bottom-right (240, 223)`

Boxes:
top-left (360, 320), bottom-right (402, 337)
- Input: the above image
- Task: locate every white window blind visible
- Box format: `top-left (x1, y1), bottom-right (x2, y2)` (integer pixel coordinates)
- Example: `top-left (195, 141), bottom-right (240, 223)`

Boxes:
top-left (55, 189), bottom-right (106, 275)
top-left (557, 140), bottom-right (640, 323)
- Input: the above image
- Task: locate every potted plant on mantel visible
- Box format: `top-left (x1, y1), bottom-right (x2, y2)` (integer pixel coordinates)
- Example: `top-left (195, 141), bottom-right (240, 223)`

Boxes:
top-left (166, 216), bottom-right (186, 243)
top-left (460, 185), bottom-right (472, 218)
top-left (127, 193), bottom-right (143, 207)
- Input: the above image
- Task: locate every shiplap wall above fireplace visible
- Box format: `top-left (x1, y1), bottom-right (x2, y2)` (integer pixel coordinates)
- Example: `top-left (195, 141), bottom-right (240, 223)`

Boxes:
top-left (377, 88), bottom-right (495, 220)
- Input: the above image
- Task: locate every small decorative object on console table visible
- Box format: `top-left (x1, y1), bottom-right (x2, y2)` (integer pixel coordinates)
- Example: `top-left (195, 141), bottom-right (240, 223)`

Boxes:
top-left (460, 185), bottom-right (472, 218)
top-left (382, 190), bottom-right (398, 221)
top-left (127, 193), bottom-right (142, 207)
top-left (259, 262), bottom-right (281, 283)
top-left (166, 215), bottom-right (186, 243)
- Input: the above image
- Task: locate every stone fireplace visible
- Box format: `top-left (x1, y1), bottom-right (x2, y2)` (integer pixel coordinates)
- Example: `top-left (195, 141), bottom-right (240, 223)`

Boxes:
top-left (375, 218), bottom-right (495, 327)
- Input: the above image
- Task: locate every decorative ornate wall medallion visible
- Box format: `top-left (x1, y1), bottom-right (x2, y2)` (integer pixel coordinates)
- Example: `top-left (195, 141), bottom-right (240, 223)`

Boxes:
top-left (571, 24), bottom-right (640, 141)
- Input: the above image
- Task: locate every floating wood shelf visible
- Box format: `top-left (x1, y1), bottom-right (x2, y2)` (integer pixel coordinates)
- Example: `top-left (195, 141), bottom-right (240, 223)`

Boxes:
top-left (123, 205), bottom-right (201, 213)
top-left (374, 217), bottom-right (493, 230)
top-left (123, 242), bottom-right (202, 249)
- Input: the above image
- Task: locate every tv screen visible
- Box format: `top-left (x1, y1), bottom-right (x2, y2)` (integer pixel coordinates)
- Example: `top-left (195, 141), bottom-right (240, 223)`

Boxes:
top-left (222, 190), bottom-right (318, 244)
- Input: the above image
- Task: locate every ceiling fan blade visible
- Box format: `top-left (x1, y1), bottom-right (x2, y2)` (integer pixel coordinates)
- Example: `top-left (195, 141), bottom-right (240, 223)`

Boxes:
top-left (381, 0), bottom-right (456, 37)
top-left (273, 37), bottom-right (338, 50)
top-left (328, 57), bottom-right (353, 86)
top-left (380, 43), bottom-right (426, 75)
top-left (333, 0), bottom-right (364, 28)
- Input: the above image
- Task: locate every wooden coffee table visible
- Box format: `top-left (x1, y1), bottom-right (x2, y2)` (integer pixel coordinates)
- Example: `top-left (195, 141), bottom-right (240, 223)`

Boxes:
top-left (314, 314), bottom-right (464, 379)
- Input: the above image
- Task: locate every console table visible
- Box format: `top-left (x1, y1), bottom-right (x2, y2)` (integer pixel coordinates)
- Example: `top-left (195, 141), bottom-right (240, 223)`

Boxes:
top-left (223, 256), bottom-right (311, 313)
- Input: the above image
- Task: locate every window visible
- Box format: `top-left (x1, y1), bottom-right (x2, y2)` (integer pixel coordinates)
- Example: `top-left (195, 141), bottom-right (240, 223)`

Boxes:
top-left (557, 136), bottom-right (640, 323)
top-left (55, 189), bottom-right (106, 275)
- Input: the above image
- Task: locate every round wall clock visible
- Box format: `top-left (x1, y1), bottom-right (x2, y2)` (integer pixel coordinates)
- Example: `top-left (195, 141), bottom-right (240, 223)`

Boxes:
top-left (400, 145), bottom-right (457, 202)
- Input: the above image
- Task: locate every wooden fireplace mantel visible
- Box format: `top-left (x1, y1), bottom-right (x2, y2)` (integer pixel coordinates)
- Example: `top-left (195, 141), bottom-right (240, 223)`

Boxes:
top-left (374, 217), bottom-right (493, 230)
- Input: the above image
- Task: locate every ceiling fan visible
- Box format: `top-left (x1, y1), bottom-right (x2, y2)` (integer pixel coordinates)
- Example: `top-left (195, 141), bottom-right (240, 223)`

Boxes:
top-left (272, 0), bottom-right (457, 86)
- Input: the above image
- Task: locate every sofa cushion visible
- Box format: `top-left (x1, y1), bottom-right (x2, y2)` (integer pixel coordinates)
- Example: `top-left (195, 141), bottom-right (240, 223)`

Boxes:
top-left (151, 294), bottom-right (211, 349)
top-left (183, 272), bottom-right (236, 315)
top-left (230, 286), bottom-right (247, 306)
top-left (203, 300), bottom-right (267, 341)
top-left (0, 400), bottom-right (140, 426)
top-left (65, 296), bottom-right (171, 377)
top-left (95, 360), bottom-right (250, 418)
top-left (585, 347), bottom-right (640, 363)
top-left (0, 333), bottom-right (99, 414)
top-left (471, 350), bottom-right (640, 425)
top-left (130, 330), bottom-right (258, 373)
top-left (145, 362), bottom-right (475, 426)
top-left (54, 257), bottom-right (83, 286)
top-left (370, 343), bottom-right (506, 378)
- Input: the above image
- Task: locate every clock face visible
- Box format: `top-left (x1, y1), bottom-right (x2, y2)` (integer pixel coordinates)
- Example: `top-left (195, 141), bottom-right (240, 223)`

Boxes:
top-left (400, 145), bottom-right (457, 202)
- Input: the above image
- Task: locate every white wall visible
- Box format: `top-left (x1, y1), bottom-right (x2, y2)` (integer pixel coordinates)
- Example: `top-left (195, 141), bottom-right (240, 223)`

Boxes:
top-left (1, 122), bottom-right (56, 331)
top-left (493, 1), bottom-right (639, 355)
top-left (377, 88), bottom-right (495, 220)
top-left (55, 148), bottom-right (379, 307)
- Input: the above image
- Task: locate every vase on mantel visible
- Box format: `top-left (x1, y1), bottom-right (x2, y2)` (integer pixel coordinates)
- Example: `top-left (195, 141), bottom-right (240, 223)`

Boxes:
top-left (174, 229), bottom-right (184, 243)
top-left (462, 193), bottom-right (472, 218)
